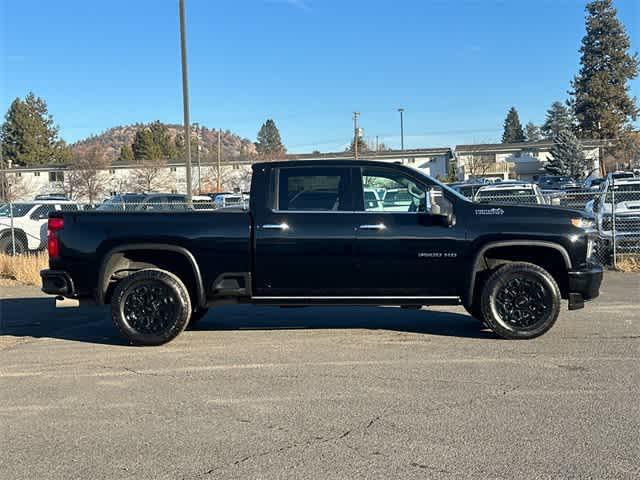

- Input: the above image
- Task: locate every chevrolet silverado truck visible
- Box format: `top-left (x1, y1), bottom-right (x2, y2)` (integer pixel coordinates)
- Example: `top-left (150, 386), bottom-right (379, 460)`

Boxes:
top-left (41, 160), bottom-right (603, 345)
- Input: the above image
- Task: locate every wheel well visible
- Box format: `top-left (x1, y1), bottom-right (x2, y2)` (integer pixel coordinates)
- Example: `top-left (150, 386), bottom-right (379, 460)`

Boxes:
top-left (472, 245), bottom-right (569, 301)
top-left (102, 249), bottom-right (200, 306)
top-left (0, 229), bottom-right (28, 247)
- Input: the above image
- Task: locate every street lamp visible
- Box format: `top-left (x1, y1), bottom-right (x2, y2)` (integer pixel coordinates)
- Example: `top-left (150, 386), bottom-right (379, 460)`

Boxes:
top-left (353, 112), bottom-right (360, 160)
top-left (397, 108), bottom-right (405, 152)
top-left (179, 0), bottom-right (192, 204)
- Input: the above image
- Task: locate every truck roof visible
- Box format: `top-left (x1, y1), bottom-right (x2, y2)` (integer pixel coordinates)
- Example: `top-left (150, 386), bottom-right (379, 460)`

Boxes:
top-left (252, 159), bottom-right (415, 169)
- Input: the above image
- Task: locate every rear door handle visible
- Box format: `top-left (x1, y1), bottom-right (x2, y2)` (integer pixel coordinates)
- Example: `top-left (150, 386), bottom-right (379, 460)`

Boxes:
top-left (358, 223), bottom-right (386, 230)
top-left (261, 222), bottom-right (290, 231)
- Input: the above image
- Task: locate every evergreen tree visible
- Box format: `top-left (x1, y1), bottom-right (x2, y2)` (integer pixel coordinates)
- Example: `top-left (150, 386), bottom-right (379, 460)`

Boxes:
top-left (570, 0), bottom-right (639, 139)
top-left (149, 121), bottom-right (176, 159)
top-left (546, 129), bottom-right (589, 178)
top-left (1, 92), bottom-right (71, 166)
top-left (174, 132), bottom-right (198, 161)
top-left (132, 128), bottom-right (161, 160)
top-left (525, 122), bottom-right (542, 142)
top-left (255, 119), bottom-right (285, 158)
top-left (501, 107), bottom-right (526, 143)
top-left (346, 135), bottom-right (369, 154)
top-left (118, 144), bottom-right (134, 162)
top-left (541, 101), bottom-right (575, 139)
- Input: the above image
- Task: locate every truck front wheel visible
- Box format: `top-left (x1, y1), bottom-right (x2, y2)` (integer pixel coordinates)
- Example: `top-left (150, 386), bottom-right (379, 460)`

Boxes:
top-left (111, 269), bottom-right (191, 346)
top-left (481, 262), bottom-right (560, 340)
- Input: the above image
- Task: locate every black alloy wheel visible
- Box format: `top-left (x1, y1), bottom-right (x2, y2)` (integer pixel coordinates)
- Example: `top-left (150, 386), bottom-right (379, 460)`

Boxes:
top-left (481, 262), bottom-right (560, 340)
top-left (111, 269), bottom-right (191, 346)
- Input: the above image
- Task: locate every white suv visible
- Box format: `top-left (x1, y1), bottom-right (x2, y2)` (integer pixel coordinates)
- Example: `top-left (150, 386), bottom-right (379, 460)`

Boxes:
top-left (0, 201), bottom-right (80, 254)
top-left (587, 177), bottom-right (640, 254)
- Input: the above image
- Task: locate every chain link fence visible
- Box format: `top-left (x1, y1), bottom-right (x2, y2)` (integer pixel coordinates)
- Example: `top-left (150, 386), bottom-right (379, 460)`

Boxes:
top-left (1, 186), bottom-right (639, 269)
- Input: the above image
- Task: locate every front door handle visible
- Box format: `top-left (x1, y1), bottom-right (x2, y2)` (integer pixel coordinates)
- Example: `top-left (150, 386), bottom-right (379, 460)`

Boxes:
top-left (358, 223), bottom-right (386, 230)
top-left (261, 222), bottom-right (290, 231)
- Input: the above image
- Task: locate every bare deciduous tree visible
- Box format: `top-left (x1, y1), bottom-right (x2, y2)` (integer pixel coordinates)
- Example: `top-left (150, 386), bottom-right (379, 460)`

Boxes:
top-left (127, 159), bottom-right (176, 193)
top-left (462, 152), bottom-right (497, 179)
top-left (65, 146), bottom-right (109, 203)
top-left (1, 172), bottom-right (36, 202)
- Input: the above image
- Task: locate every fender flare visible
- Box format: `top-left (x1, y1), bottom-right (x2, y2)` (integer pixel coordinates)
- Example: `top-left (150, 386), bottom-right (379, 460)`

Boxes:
top-left (466, 240), bottom-right (572, 305)
top-left (97, 243), bottom-right (206, 308)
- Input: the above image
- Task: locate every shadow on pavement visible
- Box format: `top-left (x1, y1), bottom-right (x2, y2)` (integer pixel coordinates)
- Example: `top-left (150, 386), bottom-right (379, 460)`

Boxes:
top-left (0, 297), bottom-right (494, 346)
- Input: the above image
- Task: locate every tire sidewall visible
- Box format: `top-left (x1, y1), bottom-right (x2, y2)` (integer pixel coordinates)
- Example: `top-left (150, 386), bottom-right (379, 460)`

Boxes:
top-left (482, 263), bottom-right (560, 340)
top-left (111, 269), bottom-right (191, 346)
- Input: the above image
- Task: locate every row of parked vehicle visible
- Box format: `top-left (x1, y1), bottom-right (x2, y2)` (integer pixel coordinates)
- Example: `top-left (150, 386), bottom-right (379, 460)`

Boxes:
top-left (447, 170), bottom-right (640, 257)
top-left (0, 191), bottom-right (250, 254)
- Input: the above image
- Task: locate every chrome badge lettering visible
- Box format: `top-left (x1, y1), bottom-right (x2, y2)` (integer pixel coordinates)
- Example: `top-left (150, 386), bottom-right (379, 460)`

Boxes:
top-left (474, 208), bottom-right (504, 216)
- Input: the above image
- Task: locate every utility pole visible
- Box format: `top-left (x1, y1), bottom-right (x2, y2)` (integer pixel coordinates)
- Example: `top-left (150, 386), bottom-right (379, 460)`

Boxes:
top-left (353, 112), bottom-right (360, 160)
top-left (217, 129), bottom-right (222, 192)
top-left (398, 107), bottom-right (405, 152)
top-left (375, 135), bottom-right (379, 153)
top-left (195, 122), bottom-right (201, 193)
top-left (179, 0), bottom-right (192, 205)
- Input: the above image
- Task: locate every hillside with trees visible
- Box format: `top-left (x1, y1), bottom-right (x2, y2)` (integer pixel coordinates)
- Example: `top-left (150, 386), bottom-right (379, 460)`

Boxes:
top-left (70, 123), bottom-right (258, 163)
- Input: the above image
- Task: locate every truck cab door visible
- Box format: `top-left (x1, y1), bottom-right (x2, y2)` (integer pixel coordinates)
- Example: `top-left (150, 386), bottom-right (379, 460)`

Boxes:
top-left (253, 166), bottom-right (357, 296)
top-left (351, 166), bottom-right (466, 297)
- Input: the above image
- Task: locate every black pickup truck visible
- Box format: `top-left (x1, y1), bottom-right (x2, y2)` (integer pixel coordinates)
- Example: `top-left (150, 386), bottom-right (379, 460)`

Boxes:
top-left (41, 160), bottom-right (603, 345)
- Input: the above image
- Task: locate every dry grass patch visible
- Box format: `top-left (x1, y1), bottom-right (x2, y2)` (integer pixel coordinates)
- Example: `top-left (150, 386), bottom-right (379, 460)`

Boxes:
top-left (616, 254), bottom-right (640, 273)
top-left (0, 253), bottom-right (48, 286)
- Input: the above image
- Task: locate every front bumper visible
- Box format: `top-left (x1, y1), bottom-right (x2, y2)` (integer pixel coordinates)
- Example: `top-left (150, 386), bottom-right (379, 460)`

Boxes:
top-left (41, 269), bottom-right (75, 296)
top-left (567, 264), bottom-right (603, 310)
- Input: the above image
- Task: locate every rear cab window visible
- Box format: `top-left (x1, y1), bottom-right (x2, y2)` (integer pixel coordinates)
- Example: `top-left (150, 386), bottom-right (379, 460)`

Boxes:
top-left (276, 167), bottom-right (351, 211)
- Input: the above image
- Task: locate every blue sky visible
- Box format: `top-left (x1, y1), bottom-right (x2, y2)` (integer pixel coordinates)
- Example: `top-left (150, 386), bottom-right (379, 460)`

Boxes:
top-left (1, 0), bottom-right (638, 152)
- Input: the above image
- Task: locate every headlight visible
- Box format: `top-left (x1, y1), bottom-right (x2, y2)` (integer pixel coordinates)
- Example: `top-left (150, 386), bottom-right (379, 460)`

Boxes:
top-left (571, 218), bottom-right (595, 229)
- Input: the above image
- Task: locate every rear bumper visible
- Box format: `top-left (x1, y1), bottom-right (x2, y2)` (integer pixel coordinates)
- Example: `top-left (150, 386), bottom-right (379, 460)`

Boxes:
top-left (567, 264), bottom-right (603, 310)
top-left (41, 269), bottom-right (75, 296)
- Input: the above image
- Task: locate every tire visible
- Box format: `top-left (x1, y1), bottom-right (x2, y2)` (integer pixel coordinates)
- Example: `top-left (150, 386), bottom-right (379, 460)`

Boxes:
top-left (480, 262), bottom-right (560, 340)
top-left (111, 269), bottom-right (191, 346)
top-left (0, 234), bottom-right (27, 255)
top-left (187, 308), bottom-right (209, 329)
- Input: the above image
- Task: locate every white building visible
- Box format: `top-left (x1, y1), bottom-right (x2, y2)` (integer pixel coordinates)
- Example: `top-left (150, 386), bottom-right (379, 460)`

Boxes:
top-left (0, 160), bottom-right (254, 202)
top-left (455, 140), bottom-right (604, 182)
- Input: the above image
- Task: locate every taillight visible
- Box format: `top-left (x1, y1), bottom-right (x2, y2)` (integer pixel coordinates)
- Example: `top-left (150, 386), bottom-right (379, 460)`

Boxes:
top-left (47, 217), bottom-right (64, 258)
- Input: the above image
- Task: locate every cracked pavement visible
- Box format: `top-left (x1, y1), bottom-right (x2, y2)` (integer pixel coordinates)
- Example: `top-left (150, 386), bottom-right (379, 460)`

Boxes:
top-left (1, 272), bottom-right (639, 479)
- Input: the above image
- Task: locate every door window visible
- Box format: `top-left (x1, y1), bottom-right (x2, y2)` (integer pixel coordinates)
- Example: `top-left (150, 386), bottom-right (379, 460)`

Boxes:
top-left (277, 168), bottom-right (350, 211)
top-left (360, 168), bottom-right (452, 215)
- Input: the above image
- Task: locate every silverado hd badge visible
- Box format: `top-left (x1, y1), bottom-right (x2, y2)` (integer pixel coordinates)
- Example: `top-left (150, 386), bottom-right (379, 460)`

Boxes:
top-left (474, 208), bottom-right (505, 216)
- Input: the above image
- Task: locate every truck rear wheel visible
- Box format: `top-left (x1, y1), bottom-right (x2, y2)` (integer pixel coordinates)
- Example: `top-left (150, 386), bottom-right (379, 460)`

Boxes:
top-left (111, 269), bottom-right (191, 346)
top-left (481, 262), bottom-right (560, 340)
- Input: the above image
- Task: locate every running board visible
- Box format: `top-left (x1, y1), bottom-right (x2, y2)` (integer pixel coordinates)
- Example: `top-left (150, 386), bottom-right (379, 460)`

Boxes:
top-left (250, 296), bottom-right (461, 306)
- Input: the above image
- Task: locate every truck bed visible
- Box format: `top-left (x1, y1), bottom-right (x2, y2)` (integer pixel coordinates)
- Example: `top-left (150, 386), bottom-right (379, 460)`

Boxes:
top-left (50, 210), bottom-right (252, 300)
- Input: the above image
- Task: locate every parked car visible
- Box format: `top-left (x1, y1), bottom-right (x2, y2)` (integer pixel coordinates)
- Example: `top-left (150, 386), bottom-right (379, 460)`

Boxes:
top-left (537, 175), bottom-right (581, 191)
top-left (135, 194), bottom-right (215, 211)
top-left (448, 182), bottom-right (484, 199)
top-left (97, 194), bottom-right (148, 211)
top-left (211, 192), bottom-right (246, 209)
top-left (583, 177), bottom-right (606, 191)
top-left (474, 183), bottom-right (546, 204)
top-left (42, 159), bottom-right (602, 345)
top-left (587, 177), bottom-right (640, 254)
top-left (606, 171), bottom-right (636, 181)
top-left (34, 193), bottom-right (69, 201)
top-left (0, 201), bottom-right (79, 254)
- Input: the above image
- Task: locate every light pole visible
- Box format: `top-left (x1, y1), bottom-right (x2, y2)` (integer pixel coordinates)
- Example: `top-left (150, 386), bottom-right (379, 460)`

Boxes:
top-left (353, 112), bottom-right (360, 160)
top-left (179, 0), bottom-right (192, 204)
top-left (194, 122), bottom-right (201, 193)
top-left (397, 108), bottom-right (405, 153)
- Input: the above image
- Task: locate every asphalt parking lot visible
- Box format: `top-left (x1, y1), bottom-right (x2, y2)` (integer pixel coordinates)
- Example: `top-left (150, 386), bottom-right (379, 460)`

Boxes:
top-left (1, 272), bottom-right (639, 479)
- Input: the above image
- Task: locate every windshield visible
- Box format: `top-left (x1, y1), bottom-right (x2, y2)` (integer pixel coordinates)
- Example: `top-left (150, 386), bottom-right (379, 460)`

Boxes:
top-left (605, 184), bottom-right (640, 203)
